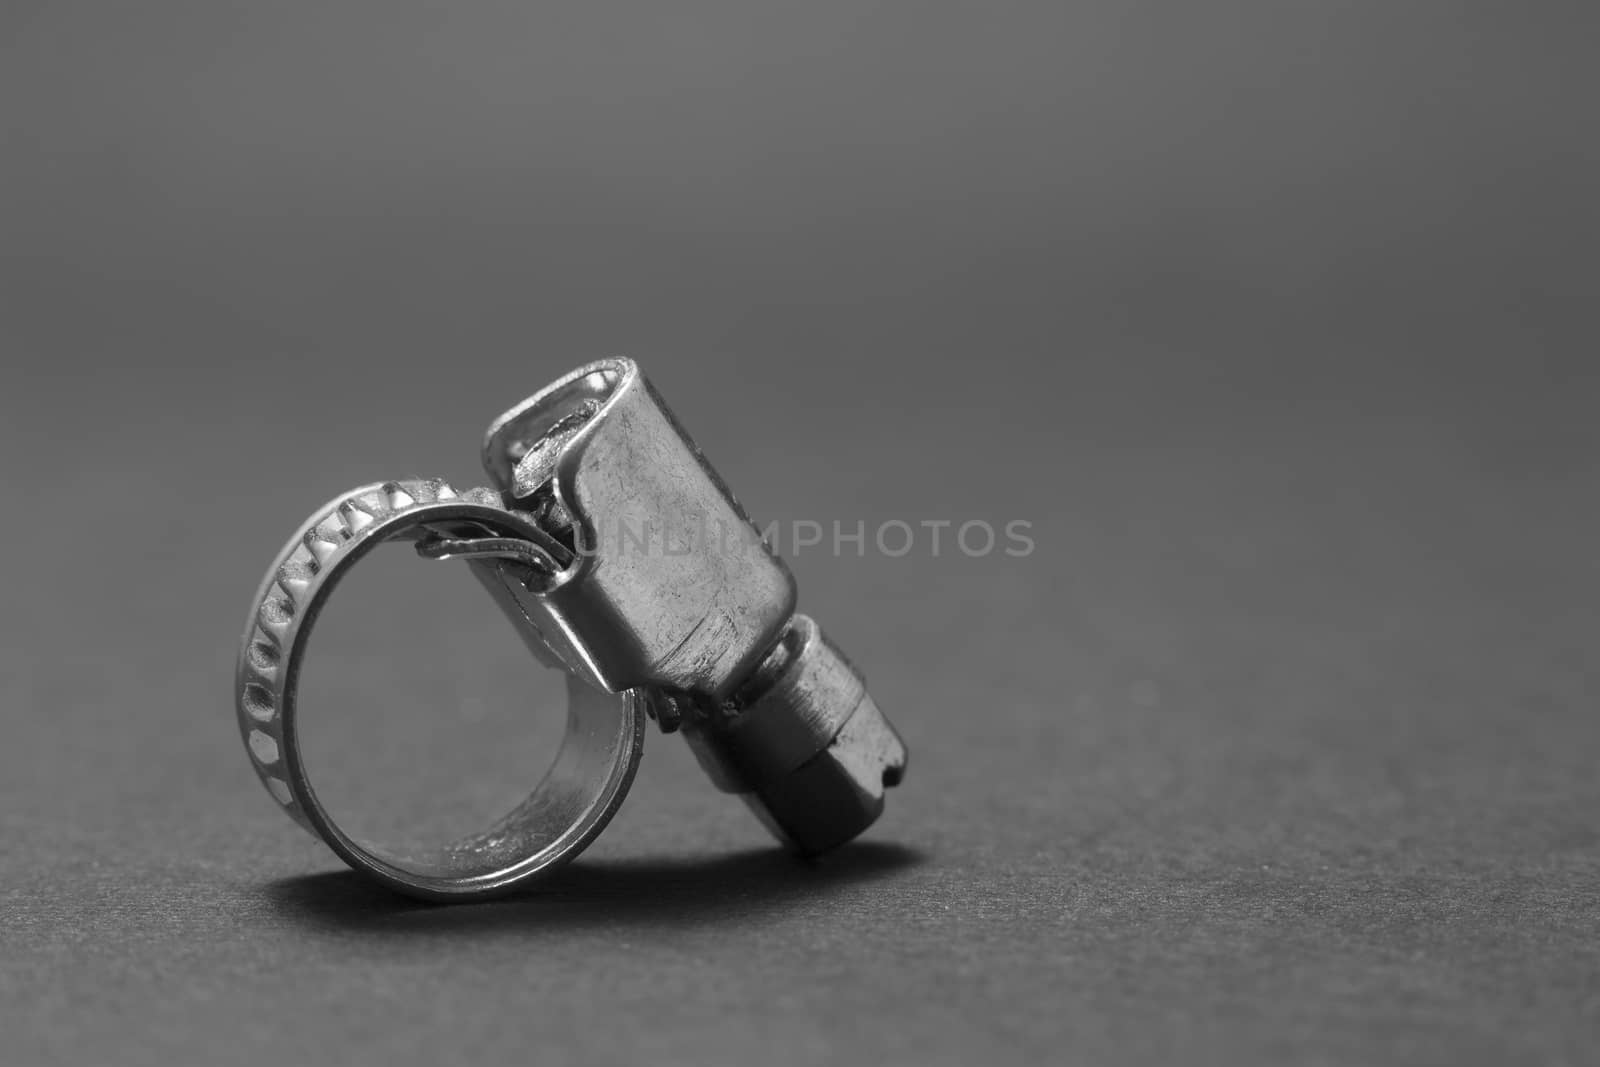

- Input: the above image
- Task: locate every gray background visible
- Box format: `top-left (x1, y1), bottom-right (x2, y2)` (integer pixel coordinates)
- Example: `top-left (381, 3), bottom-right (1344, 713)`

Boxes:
top-left (2, 2), bottom-right (1598, 1064)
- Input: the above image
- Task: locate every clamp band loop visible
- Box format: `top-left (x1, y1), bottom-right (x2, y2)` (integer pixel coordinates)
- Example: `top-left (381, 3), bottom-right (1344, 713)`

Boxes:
top-left (234, 478), bottom-right (643, 901)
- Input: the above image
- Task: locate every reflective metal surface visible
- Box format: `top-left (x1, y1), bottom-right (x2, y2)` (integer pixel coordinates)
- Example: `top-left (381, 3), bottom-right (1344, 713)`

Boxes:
top-left (235, 359), bottom-right (907, 898)
top-left (233, 478), bottom-right (644, 901)
top-left (478, 358), bottom-right (908, 854)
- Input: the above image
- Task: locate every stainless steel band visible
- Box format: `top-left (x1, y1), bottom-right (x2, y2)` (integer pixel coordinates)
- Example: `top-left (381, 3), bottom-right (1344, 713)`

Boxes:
top-left (233, 478), bottom-right (644, 901)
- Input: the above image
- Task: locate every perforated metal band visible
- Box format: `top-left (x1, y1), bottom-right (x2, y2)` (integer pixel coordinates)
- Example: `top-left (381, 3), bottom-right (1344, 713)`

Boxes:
top-left (234, 478), bottom-right (643, 900)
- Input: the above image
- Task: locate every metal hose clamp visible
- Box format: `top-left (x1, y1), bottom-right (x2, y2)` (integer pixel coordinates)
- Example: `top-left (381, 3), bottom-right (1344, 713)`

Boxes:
top-left (234, 360), bottom-right (906, 900)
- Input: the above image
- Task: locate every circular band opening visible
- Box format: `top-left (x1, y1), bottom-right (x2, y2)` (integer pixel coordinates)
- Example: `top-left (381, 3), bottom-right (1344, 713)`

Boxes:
top-left (234, 482), bottom-right (644, 900)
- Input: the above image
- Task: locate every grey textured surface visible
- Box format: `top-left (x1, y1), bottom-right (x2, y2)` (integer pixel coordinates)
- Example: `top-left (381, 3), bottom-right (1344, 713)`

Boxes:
top-left (3, 4), bottom-right (1599, 1064)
